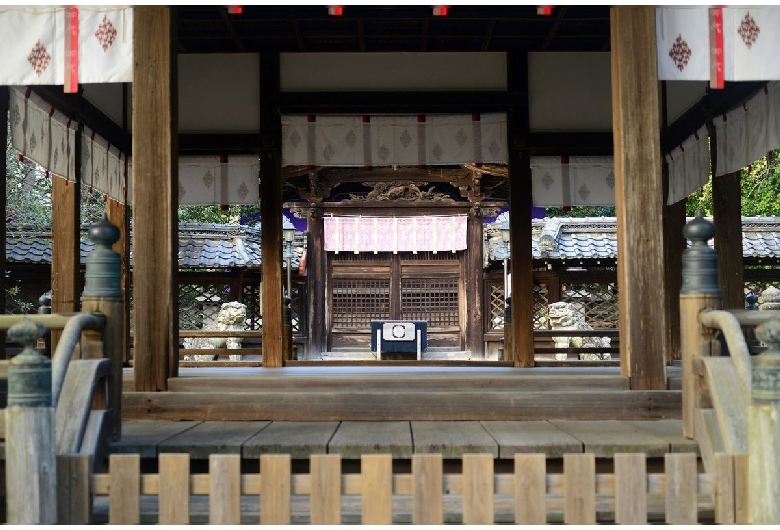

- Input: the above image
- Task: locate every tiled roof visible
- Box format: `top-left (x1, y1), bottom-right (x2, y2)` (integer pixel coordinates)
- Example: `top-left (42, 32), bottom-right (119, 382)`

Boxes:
top-left (487, 216), bottom-right (780, 262)
top-left (6, 223), bottom-right (274, 269)
top-left (8, 217), bottom-right (780, 267)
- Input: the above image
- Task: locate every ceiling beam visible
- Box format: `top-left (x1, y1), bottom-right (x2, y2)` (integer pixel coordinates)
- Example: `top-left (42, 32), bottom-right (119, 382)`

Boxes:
top-left (541, 6), bottom-right (568, 51)
top-left (275, 91), bottom-right (525, 114)
top-left (219, 6), bottom-right (247, 52)
top-left (482, 19), bottom-right (495, 51)
top-left (291, 19), bottom-right (306, 51)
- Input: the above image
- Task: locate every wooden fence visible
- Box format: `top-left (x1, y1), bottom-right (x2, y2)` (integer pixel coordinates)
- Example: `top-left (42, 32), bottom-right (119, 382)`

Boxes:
top-left (57, 452), bottom-right (747, 524)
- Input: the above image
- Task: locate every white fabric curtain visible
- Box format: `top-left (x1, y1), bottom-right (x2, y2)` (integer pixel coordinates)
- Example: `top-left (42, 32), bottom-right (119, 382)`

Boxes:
top-left (323, 215), bottom-right (468, 254)
top-left (531, 156), bottom-right (615, 207)
top-left (714, 81), bottom-right (780, 177)
top-left (657, 7), bottom-right (780, 82)
top-left (665, 126), bottom-right (710, 205)
top-left (0, 6), bottom-right (132, 86)
top-left (178, 155), bottom-right (259, 206)
top-left (282, 113), bottom-right (507, 167)
top-left (81, 125), bottom-right (127, 202)
top-left (10, 87), bottom-right (77, 182)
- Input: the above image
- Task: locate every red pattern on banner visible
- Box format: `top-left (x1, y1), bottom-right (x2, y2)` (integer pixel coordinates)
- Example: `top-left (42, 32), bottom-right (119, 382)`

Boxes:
top-left (95, 15), bottom-right (118, 52)
top-left (668, 35), bottom-right (692, 72)
top-left (27, 40), bottom-right (51, 76)
top-left (737, 11), bottom-right (760, 49)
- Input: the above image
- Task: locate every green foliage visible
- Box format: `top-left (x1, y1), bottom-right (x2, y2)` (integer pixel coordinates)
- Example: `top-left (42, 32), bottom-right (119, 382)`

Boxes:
top-left (544, 205), bottom-right (616, 218)
top-left (686, 149), bottom-right (780, 217)
top-left (178, 204), bottom-right (261, 225)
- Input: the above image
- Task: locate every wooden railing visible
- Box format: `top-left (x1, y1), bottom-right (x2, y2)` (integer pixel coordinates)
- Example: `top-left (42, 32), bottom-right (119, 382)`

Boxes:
top-left (55, 451), bottom-right (743, 524)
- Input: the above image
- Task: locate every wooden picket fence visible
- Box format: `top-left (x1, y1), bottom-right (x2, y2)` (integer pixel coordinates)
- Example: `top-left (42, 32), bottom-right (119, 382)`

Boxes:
top-left (58, 452), bottom-right (747, 524)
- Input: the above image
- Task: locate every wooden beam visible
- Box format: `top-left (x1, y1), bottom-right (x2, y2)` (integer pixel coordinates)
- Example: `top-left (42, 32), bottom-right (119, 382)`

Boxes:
top-left (275, 91), bottom-right (525, 114)
top-left (106, 199), bottom-right (130, 365)
top-left (307, 206), bottom-right (326, 358)
top-left (507, 51), bottom-right (534, 368)
top-left (51, 171), bottom-right (81, 352)
top-left (663, 196), bottom-right (687, 364)
top-left (132, 6), bottom-right (179, 390)
top-left (610, 7), bottom-right (667, 389)
top-left (712, 171), bottom-right (744, 310)
top-left (260, 51), bottom-right (284, 368)
top-left (466, 206), bottom-right (484, 356)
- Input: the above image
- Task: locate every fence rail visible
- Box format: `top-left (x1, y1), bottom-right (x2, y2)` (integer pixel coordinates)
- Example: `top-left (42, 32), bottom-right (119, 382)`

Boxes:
top-left (54, 451), bottom-right (748, 525)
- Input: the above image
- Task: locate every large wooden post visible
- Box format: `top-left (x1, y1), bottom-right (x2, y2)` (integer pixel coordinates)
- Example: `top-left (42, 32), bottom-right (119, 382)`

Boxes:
top-left (259, 51), bottom-right (284, 367)
top-left (712, 171), bottom-right (744, 309)
top-left (610, 6), bottom-right (667, 389)
top-left (507, 52), bottom-right (534, 368)
top-left (466, 204), bottom-right (484, 356)
top-left (106, 198), bottom-right (130, 365)
top-left (51, 147), bottom-right (81, 351)
top-left (307, 205), bottom-right (326, 358)
top-left (132, 6), bottom-right (178, 390)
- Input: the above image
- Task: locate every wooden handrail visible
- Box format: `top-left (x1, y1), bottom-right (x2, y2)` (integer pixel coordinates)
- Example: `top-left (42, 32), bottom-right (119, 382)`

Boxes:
top-left (698, 310), bottom-right (752, 401)
top-left (0, 313), bottom-right (82, 332)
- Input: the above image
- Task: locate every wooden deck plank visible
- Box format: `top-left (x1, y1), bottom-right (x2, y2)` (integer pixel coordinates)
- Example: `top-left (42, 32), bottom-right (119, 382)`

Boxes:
top-left (111, 420), bottom-right (202, 458)
top-left (411, 421), bottom-right (497, 458)
top-left (123, 390), bottom-right (682, 421)
top-left (622, 419), bottom-right (699, 455)
top-left (480, 420), bottom-right (582, 459)
top-left (550, 420), bottom-right (668, 457)
top-left (158, 421), bottom-right (270, 459)
top-left (243, 421), bottom-right (339, 460)
top-left (329, 421), bottom-right (412, 459)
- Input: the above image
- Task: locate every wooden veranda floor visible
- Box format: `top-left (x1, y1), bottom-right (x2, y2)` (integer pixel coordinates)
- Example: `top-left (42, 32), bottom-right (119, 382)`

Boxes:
top-left (118, 366), bottom-right (685, 455)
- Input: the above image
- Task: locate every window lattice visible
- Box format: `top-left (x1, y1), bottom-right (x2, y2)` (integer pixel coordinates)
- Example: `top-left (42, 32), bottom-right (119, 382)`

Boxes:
top-left (178, 283), bottom-right (231, 330)
top-left (561, 282), bottom-right (618, 329)
top-left (401, 277), bottom-right (459, 328)
top-left (241, 283), bottom-right (262, 330)
top-left (290, 283), bottom-right (302, 333)
top-left (488, 283), bottom-right (505, 331)
top-left (533, 283), bottom-right (550, 329)
top-left (332, 278), bottom-right (390, 329)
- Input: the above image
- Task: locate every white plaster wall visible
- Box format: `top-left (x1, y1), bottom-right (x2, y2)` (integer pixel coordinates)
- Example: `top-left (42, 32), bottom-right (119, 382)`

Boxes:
top-left (280, 52), bottom-right (507, 92)
top-left (528, 52), bottom-right (613, 131)
top-left (178, 53), bottom-right (260, 133)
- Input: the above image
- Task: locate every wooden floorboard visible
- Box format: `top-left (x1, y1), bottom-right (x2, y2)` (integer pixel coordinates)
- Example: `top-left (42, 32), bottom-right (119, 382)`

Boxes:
top-left (242, 421), bottom-right (339, 460)
top-left (107, 419), bottom-right (696, 463)
top-left (157, 421), bottom-right (270, 460)
top-left (112, 420), bottom-right (203, 458)
top-left (549, 420), bottom-right (669, 458)
top-left (329, 421), bottom-right (413, 459)
top-left (411, 421), bottom-right (498, 458)
top-left (622, 419), bottom-right (699, 455)
top-left (480, 420), bottom-right (583, 459)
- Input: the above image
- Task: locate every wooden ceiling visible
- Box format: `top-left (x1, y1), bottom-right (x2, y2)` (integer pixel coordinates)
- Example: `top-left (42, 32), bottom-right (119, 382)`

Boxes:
top-left (176, 5), bottom-right (612, 54)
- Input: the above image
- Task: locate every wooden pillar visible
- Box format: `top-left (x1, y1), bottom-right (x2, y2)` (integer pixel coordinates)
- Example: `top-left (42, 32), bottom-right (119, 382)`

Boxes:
top-left (51, 172), bottom-right (81, 351)
top-left (507, 51), bottom-right (534, 367)
top-left (466, 204), bottom-right (484, 356)
top-left (712, 171), bottom-right (744, 309)
top-left (106, 199), bottom-right (130, 365)
top-left (259, 51), bottom-right (284, 367)
top-left (610, 6), bottom-right (667, 389)
top-left (132, 6), bottom-right (178, 390)
top-left (307, 205), bottom-right (326, 358)
top-left (662, 144), bottom-right (686, 364)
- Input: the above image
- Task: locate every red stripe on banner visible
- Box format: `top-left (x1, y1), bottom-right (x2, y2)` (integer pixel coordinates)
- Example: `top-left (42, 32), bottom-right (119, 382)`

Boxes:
top-left (561, 155), bottom-right (569, 165)
top-left (219, 154), bottom-right (228, 164)
top-left (472, 113), bottom-right (480, 122)
top-left (537, 5), bottom-right (553, 15)
top-left (66, 119), bottom-right (72, 129)
top-left (709, 7), bottom-right (724, 90)
top-left (49, 107), bottom-right (55, 117)
top-left (694, 132), bottom-right (699, 141)
top-left (24, 87), bottom-right (31, 99)
top-left (64, 7), bottom-right (79, 94)
top-left (722, 114), bottom-right (727, 123)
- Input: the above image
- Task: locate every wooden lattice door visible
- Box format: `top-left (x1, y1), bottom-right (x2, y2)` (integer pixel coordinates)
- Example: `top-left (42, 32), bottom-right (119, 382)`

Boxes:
top-left (328, 252), bottom-right (462, 351)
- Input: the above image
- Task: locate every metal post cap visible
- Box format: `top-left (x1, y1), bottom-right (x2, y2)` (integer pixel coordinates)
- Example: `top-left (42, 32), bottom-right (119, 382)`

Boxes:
top-left (680, 211), bottom-right (721, 295)
top-left (752, 318), bottom-right (780, 403)
top-left (7, 317), bottom-right (51, 407)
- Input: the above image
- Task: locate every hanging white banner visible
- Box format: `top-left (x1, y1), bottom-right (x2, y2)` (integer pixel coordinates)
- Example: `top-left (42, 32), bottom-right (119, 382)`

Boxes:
top-left (724, 8), bottom-right (780, 82)
top-left (0, 6), bottom-right (132, 87)
top-left (656, 7), bottom-right (710, 81)
top-left (665, 126), bottom-right (709, 205)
